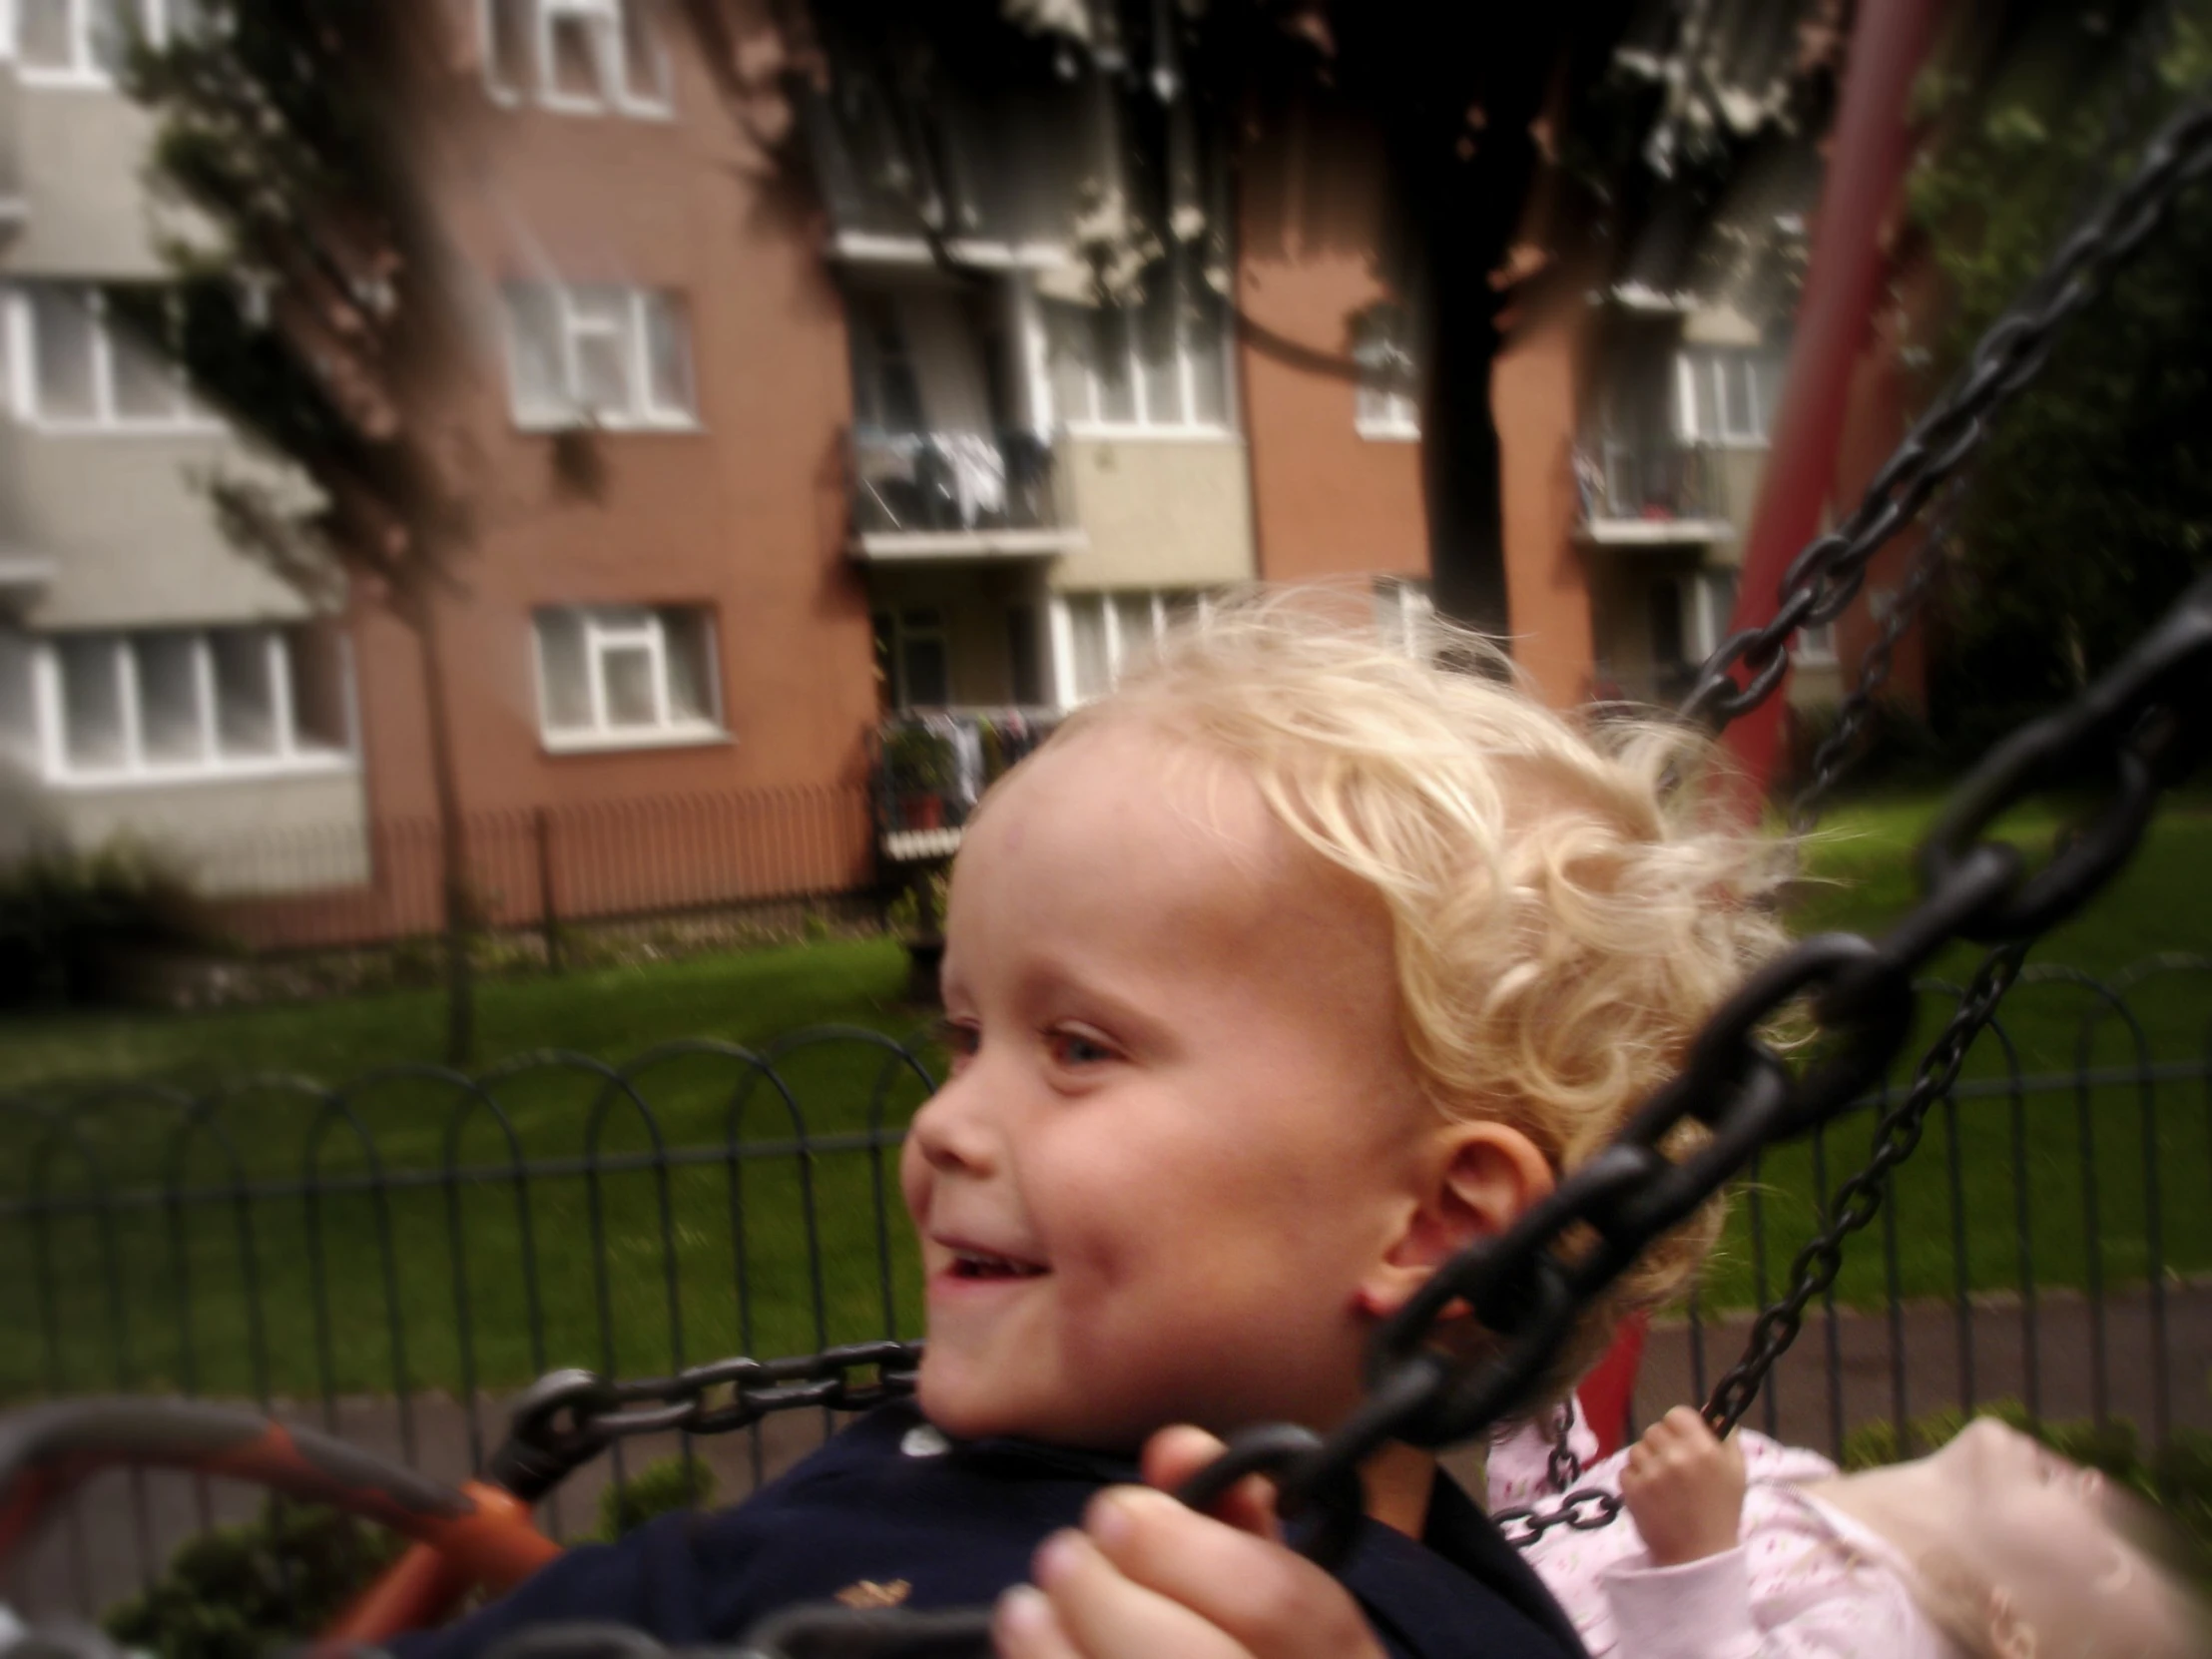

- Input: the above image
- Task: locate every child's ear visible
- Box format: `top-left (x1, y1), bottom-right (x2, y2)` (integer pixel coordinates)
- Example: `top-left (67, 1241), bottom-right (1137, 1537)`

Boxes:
top-left (1359, 1122), bottom-right (1555, 1320)
top-left (1984, 1587), bottom-right (2034, 1659)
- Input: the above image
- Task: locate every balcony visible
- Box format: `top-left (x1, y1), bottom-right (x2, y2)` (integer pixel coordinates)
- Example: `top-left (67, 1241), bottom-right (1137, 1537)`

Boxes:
top-left (1574, 438), bottom-right (1734, 546)
top-left (848, 429), bottom-right (1085, 561)
top-left (872, 708), bottom-right (1063, 863)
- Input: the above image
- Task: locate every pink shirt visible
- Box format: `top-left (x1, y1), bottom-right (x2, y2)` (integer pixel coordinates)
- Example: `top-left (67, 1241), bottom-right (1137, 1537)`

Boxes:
top-left (1485, 1409), bottom-right (1957, 1659)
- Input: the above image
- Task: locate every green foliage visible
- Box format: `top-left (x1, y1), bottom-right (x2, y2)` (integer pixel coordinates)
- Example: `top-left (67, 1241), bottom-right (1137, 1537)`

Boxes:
top-left (0, 841), bottom-right (219, 1008)
top-left (1908, 7), bottom-right (2212, 761)
top-left (884, 869), bottom-right (950, 940)
top-left (596, 1454), bottom-right (717, 1540)
top-left (882, 726), bottom-right (957, 796)
top-left (102, 1500), bottom-right (401, 1659)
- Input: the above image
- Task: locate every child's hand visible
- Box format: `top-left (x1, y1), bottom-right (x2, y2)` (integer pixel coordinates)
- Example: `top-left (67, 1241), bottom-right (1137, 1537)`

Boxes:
top-left (993, 1426), bottom-right (1386, 1659)
top-left (1619, 1405), bottom-right (1747, 1567)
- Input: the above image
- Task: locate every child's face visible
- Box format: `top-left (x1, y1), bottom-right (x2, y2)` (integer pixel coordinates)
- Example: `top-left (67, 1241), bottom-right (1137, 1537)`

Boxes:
top-left (901, 720), bottom-right (1438, 1450)
top-left (1857, 1418), bottom-right (2196, 1656)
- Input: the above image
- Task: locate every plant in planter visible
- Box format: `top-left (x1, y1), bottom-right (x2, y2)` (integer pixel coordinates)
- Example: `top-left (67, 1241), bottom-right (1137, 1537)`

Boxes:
top-left (883, 724), bottom-right (957, 830)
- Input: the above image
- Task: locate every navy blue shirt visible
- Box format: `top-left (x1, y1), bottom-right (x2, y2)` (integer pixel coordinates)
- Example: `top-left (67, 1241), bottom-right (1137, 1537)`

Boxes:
top-left (399, 1402), bottom-right (1586, 1659)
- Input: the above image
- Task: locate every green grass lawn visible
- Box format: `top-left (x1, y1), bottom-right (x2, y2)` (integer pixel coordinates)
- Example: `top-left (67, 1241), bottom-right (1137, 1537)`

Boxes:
top-left (2, 794), bottom-right (2208, 1403)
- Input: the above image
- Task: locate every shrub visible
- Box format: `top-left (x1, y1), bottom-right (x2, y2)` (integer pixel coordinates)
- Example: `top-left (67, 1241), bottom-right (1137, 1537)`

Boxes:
top-left (0, 841), bottom-right (217, 1008)
top-left (102, 1501), bottom-right (401, 1659)
top-left (881, 725), bottom-right (956, 796)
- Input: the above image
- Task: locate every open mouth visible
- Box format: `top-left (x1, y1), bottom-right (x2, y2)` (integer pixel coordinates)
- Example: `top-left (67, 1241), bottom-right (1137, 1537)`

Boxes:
top-left (947, 1249), bottom-right (1046, 1281)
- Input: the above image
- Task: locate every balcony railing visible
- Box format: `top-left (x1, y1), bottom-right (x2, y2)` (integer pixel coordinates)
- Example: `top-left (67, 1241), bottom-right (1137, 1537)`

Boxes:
top-left (847, 428), bottom-right (1081, 557)
top-left (872, 708), bottom-right (1064, 861)
top-left (1575, 437), bottom-right (1727, 540)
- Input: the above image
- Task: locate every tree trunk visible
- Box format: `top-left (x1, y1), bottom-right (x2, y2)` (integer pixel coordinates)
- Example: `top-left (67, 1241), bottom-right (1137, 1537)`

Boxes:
top-left (404, 580), bottom-right (476, 1066)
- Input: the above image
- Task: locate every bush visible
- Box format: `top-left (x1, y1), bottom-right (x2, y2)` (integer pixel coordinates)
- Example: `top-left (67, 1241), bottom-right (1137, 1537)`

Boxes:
top-left (0, 841), bottom-right (217, 1008)
top-left (596, 1454), bottom-right (716, 1540)
top-left (97, 1456), bottom-right (718, 1659)
top-left (101, 1501), bottom-right (401, 1659)
top-left (881, 725), bottom-right (956, 796)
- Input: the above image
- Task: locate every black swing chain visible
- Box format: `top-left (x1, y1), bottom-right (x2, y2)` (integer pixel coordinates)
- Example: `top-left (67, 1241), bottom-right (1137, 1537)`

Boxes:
top-left (1680, 96), bottom-right (2212, 736)
top-left (1786, 481), bottom-right (1959, 831)
top-left (468, 92), bottom-right (2212, 1659)
top-left (1698, 939), bottom-right (2027, 1436)
top-left (1466, 82), bottom-right (2212, 1545)
top-left (488, 1343), bottom-right (924, 1501)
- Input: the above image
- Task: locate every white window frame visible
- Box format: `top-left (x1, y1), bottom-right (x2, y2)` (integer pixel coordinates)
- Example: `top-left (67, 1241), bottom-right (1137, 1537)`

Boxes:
top-left (1674, 345), bottom-right (1780, 448)
top-left (501, 281), bottom-right (696, 432)
top-left (1373, 577), bottom-right (1432, 655)
top-left (1794, 618), bottom-right (1839, 668)
top-left (532, 604), bottom-right (726, 753)
top-left (1049, 258), bottom-right (1232, 440)
top-left (478, 0), bottom-right (672, 118)
top-left (1354, 307), bottom-right (1420, 442)
top-left (1048, 589), bottom-right (1211, 707)
top-left (8, 625), bottom-right (358, 789)
top-left (1683, 569), bottom-right (1739, 665)
top-left (6, 284), bottom-right (216, 433)
top-left (5, 0), bottom-right (195, 88)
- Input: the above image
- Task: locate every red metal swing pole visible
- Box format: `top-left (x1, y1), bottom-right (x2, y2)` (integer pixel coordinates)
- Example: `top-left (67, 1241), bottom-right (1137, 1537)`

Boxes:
top-left (1715, 0), bottom-right (1940, 807)
top-left (1577, 0), bottom-right (1942, 1459)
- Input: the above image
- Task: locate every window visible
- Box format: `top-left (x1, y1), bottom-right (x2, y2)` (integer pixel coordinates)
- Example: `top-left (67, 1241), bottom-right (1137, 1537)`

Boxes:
top-left (1682, 569), bottom-right (1739, 665)
top-left (1054, 589), bottom-right (1207, 703)
top-left (1354, 303), bottom-right (1420, 440)
top-left (848, 292), bottom-right (923, 435)
top-left (11, 0), bottom-right (195, 85)
top-left (9, 285), bottom-right (209, 431)
top-left (1372, 577), bottom-right (1432, 656)
top-left (873, 609), bottom-right (949, 711)
top-left (3, 624), bottom-right (354, 785)
top-left (480, 0), bottom-right (671, 116)
top-left (502, 282), bottom-right (695, 430)
top-left (1675, 345), bottom-right (1786, 447)
top-left (1044, 257), bottom-right (1230, 435)
top-left (534, 605), bottom-right (721, 750)
top-left (1795, 619), bottom-right (1838, 667)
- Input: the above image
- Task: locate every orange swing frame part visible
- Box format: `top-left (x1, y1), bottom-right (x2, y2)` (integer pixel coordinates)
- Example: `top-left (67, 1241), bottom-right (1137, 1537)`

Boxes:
top-left (0, 1399), bottom-right (561, 1643)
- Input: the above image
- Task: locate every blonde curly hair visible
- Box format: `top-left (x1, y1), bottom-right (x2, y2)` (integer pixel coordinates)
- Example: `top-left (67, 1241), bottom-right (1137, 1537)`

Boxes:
top-left (1051, 591), bottom-right (1793, 1388)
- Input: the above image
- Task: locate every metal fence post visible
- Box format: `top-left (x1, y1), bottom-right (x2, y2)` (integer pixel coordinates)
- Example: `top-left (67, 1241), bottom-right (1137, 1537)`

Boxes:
top-left (535, 807), bottom-right (563, 975)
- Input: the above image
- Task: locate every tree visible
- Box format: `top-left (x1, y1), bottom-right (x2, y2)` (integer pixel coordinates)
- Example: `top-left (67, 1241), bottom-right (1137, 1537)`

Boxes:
top-left (1910, 1), bottom-right (2212, 760)
top-left (119, 0), bottom-right (488, 1060)
top-left (777, 0), bottom-right (1843, 636)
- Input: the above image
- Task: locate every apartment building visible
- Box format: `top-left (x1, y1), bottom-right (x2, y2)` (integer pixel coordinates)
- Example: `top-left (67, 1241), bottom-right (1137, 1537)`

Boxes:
top-left (806, 7), bottom-right (1256, 736)
top-left (0, 1), bottom-right (1886, 948)
top-left (0, 0), bottom-right (884, 935)
top-left (1493, 146), bottom-right (1851, 715)
top-left (0, 0), bottom-right (369, 888)
top-left (353, 1), bottom-right (877, 820)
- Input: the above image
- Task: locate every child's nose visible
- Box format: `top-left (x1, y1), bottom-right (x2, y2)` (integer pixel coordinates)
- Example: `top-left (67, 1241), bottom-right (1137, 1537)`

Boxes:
top-left (908, 1071), bottom-right (999, 1176)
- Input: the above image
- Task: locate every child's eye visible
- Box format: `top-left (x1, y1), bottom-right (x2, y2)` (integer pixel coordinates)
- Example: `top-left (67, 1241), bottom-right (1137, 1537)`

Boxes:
top-left (1045, 1027), bottom-right (1119, 1069)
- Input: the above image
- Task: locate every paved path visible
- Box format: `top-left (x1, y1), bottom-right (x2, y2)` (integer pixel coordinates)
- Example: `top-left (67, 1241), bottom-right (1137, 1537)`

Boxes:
top-left (10, 1283), bottom-right (2209, 1623)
